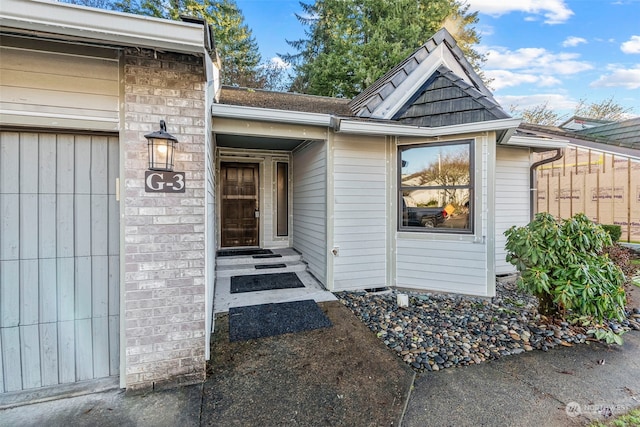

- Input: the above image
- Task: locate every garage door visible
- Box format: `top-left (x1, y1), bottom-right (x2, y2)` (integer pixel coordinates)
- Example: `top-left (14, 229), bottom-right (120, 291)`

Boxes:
top-left (0, 131), bottom-right (119, 392)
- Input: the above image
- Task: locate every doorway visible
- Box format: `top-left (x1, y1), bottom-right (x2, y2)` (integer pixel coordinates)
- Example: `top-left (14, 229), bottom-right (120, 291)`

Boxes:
top-left (220, 162), bottom-right (259, 247)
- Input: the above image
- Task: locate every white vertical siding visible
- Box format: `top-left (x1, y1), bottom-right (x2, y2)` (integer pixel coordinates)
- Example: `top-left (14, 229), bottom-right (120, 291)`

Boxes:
top-left (331, 135), bottom-right (387, 291)
top-left (395, 136), bottom-right (490, 296)
top-left (495, 146), bottom-right (531, 274)
top-left (0, 131), bottom-right (119, 393)
top-left (293, 142), bottom-right (327, 285)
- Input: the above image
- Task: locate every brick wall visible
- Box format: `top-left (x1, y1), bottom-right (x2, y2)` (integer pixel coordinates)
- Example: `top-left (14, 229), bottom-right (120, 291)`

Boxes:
top-left (122, 48), bottom-right (207, 390)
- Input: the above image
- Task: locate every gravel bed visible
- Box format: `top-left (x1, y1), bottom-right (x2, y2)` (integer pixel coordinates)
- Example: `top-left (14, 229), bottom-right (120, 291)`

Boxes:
top-left (338, 276), bottom-right (640, 372)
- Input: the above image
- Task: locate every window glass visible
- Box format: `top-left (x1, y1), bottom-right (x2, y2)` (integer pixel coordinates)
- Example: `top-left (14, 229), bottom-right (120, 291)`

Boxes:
top-left (399, 141), bottom-right (473, 232)
top-left (276, 162), bottom-right (288, 236)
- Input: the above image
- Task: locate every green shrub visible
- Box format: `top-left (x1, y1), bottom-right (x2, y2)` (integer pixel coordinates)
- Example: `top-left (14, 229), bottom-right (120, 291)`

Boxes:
top-left (504, 213), bottom-right (626, 322)
top-left (601, 224), bottom-right (622, 242)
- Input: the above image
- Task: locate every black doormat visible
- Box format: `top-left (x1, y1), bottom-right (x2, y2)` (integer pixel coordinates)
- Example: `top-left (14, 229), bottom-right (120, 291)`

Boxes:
top-left (255, 263), bottom-right (287, 270)
top-left (217, 249), bottom-right (273, 257)
top-left (252, 254), bottom-right (283, 259)
top-left (231, 272), bottom-right (304, 294)
top-left (228, 299), bottom-right (332, 341)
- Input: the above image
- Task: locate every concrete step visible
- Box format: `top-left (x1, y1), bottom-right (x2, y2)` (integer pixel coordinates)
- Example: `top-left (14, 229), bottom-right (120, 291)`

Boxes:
top-left (216, 248), bottom-right (301, 266)
top-left (215, 260), bottom-right (307, 278)
top-left (214, 270), bottom-right (337, 314)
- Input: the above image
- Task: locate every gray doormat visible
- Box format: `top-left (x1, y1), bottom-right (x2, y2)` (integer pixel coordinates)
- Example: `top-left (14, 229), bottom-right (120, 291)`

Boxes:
top-left (230, 272), bottom-right (304, 293)
top-left (228, 299), bottom-right (332, 341)
top-left (252, 254), bottom-right (283, 259)
top-left (217, 249), bottom-right (273, 257)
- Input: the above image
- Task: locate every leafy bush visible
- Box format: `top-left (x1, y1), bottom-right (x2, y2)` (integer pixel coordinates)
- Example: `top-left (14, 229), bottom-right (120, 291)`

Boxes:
top-left (601, 224), bottom-right (622, 242)
top-left (504, 213), bottom-right (626, 322)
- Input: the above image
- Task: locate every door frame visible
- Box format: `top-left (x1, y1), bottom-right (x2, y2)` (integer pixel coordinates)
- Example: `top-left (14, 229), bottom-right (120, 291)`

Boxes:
top-left (219, 161), bottom-right (260, 248)
top-left (216, 149), bottom-right (293, 250)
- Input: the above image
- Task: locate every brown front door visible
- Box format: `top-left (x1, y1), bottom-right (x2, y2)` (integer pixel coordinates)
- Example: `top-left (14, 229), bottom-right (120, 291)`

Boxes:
top-left (220, 162), bottom-right (259, 247)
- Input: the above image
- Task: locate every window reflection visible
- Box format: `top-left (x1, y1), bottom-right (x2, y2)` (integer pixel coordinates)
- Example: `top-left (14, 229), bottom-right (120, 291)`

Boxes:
top-left (399, 141), bottom-right (473, 232)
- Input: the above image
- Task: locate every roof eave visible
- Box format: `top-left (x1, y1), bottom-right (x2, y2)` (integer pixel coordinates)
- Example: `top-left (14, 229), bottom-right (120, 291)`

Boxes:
top-left (212, 103), bottom-right (521, 138)
top-left (0, 0), bottom-right (205, 54)
top-left (336, 117), bottom-right (521, 138)
top-left (502, 135), bottom-right (568, 150)
top-left (211, 103), bottom-right (333, 127)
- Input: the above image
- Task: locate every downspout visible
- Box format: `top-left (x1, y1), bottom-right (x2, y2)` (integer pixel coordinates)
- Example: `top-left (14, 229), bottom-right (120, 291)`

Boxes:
top-left (529, 148), bottom-right (564, 221)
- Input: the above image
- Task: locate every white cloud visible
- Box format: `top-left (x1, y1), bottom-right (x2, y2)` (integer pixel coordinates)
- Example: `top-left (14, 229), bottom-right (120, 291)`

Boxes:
top-left (496, 94), bottom-right (577, 111)
top-left (590, 65), bottom-right (640, 89)
top-left (621, 35), bottom-right (640, 54)
top-left (562, 36), bottom-right (587, 47)
top-left (484, 70), bottom-right (561, 90)
top-left (466, 0), bottom-right (573, 24)
top-left (268, 57), bottom-right (291, 69)
top-left (483, 46), bottom-right (593, 75)
top-left (476, 24), bottom-right (494, 38)
top-left (484, 70), bottom-right (538, 90)
top-left (538, 75), bottom-right (563, 86)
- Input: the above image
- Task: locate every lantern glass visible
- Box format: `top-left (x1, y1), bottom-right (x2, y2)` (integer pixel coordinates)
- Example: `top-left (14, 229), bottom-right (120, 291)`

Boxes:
top-left (145, 120), bottom-right (178, 171)
top-left (148, 137), bottom-right (175, 171)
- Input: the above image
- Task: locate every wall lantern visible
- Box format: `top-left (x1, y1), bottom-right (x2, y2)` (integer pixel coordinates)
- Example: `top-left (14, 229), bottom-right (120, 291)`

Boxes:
top-left (145, 120), bottom-right (178, 172)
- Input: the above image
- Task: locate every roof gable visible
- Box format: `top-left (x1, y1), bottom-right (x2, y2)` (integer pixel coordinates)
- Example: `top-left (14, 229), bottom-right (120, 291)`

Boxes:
top-left (393, 66), bottom-right (510, 127)
top-left (349, 28), bottom-right (508, 126)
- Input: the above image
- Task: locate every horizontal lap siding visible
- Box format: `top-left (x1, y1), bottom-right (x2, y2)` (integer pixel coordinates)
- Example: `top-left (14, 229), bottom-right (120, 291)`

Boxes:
top-left (396, 239), bottom-right (487, 295)
top-left (293, 142), bottom-right (327, 284)
top-left (0, 132), bottom-right (119, 393)
top-left (495, 147), bottom-right (530, 274)
top-left (0, 46), bottom-right (119, 129)
top-left (332, 135), bottom-right (387, 291)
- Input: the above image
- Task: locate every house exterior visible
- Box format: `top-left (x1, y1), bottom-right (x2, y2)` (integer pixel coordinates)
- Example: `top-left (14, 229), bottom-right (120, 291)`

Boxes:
top-left (210, 29), bottom-right (564, 286)
top-left (1, 1), bottom-right (563, 400)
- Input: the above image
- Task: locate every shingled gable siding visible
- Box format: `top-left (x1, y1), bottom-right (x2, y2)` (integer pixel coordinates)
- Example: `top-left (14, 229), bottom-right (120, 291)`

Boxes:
top-left (122, 48), bottom-right (206, 390)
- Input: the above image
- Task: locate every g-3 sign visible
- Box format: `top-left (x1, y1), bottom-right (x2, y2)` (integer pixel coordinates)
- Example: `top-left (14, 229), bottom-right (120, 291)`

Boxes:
top-left (145, 171), bottom-right (185, 193)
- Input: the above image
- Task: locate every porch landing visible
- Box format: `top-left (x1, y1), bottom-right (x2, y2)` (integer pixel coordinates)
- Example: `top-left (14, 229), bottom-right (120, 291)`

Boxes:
top-left (213, 248), bottom-right (336, 314)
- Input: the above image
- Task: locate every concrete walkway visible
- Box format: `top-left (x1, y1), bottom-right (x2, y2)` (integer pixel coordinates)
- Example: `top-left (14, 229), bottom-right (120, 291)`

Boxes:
top-left (404, 330), bottom-right (640, 426)
top-left (2, 306), bottom-right (639, 427)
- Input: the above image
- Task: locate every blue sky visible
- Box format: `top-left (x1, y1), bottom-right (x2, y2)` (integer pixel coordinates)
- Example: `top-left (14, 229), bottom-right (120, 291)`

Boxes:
top-left (236, 0), bottom-right (640, 118)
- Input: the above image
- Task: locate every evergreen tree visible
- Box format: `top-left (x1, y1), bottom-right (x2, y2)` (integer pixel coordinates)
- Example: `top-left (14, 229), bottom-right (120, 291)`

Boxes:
top-left (282, 0), bottom-right (483, 97)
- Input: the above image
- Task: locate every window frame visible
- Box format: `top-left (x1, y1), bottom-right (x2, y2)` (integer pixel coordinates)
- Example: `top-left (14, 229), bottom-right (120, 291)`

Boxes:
top-left (397, 139), bottom-right (475, 234)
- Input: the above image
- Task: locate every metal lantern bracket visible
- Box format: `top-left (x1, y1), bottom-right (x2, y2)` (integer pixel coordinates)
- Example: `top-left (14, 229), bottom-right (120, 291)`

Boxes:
top-left (145, 120), bottom-right (178, 172)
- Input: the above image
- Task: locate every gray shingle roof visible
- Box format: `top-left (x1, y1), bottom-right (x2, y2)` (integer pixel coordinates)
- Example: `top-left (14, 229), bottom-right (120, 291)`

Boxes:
top-left (218, 86), bottom-right (353, 116)
top-left (216, 29), bottom-right (512, 130)
top-left (393, 66), bottom-right (509, 127)
top-left (519, 123), bottom-right (640, 158)
top-left (573, 117), bottom-right (640, 149)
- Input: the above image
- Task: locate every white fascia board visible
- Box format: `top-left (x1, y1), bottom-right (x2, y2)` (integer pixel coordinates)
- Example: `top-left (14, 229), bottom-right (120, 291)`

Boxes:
top-left (210, 103), bottom-right (521, 138)
top-left (374, 44), bottom-right (445, 120)
top-left (211, 103), bottom-right (332, 127)
top-left (503, 135), bottom-right (568, 149)
top-left (0, 0), bottom-right (204, 54)
top-left (337, 117), bottom-right (522, 137)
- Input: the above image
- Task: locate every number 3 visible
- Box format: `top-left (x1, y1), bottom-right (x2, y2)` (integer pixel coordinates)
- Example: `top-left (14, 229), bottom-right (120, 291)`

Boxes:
top-left (173, 173), bottom-right (184, 191)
